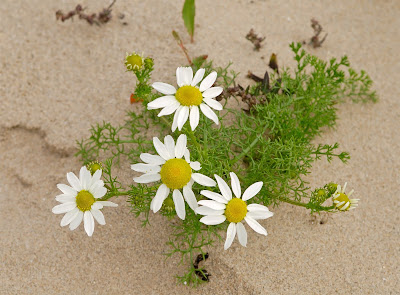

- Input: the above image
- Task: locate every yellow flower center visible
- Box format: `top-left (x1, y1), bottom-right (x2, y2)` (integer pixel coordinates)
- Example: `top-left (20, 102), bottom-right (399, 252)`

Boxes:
top-left (86, 161), bottom-right (102, 175)
top-left (334, 193), bottom-right (350, 211)
top-left (125, 54), bottom-right (143, 70)
top-left (225, 198), bottom-right (247, 223)
top-left (160, 158), bottom-right (192, 189)
top-left (175, 85), bottom-right (203, 106)
top-left (76, 190), bottom-right (95, 212)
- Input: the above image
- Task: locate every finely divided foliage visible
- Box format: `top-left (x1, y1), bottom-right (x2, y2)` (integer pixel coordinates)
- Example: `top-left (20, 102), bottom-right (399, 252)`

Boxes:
top-left (74, 44), bottom-right (376, 285)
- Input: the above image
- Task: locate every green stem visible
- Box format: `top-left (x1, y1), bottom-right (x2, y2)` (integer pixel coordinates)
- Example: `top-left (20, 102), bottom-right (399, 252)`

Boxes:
top-left (99, 190), bottom-right (130, 201)
top-left (278, 196), bottom-right (308, 208)
top-left (230, 124), bottom-right (268, 167)
top-left (278, 196), bottom-right (335, 211)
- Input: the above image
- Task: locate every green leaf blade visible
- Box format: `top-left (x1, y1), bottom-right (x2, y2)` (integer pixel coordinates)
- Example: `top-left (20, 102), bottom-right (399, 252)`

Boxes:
top-left (182, 0), bottom-right (195, 41)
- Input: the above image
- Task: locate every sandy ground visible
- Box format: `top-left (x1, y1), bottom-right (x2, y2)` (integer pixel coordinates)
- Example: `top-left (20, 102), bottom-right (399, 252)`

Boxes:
top-left (1, 0), bottom-right (399, 294)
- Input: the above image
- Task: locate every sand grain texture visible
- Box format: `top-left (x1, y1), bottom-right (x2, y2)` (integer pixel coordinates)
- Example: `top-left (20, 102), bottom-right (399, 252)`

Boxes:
top-left (1, 0), bottom-right (399, 294)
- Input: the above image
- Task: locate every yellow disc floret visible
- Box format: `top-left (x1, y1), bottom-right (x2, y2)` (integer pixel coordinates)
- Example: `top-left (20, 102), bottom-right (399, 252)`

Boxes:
top-left (86, 160), bottom-right (103, 175)
top-left (333, 192), bottom-right (350, 211)
top-left (76, 190), bottom-right (95, 212)
top-left (160, 158), bottom-right (192, 189)
top-left (225, 198), bottom-right (248, 223)
top-left (175, 86), bottom-right (203, 106)
top-left (125, 53), bottom-right (143, 71)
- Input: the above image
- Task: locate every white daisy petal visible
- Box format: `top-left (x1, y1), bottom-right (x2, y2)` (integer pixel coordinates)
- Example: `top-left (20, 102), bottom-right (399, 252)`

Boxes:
top-left (199, 71), bottom-right (217, 92)
top-left (230, 172), bottom-right (241, 198)
top-left (200, 215), bottom-right (226, 225)
top-left (173, 189), bottom-right (186, 220)
top-left (152, 82), bottom-right (176, 95)
top-left (69, 211), bottom-right (84, 231)
top-left (198, 200), bottom-right (226, 210)
top-left (152, 184), bottom-right (170, 213)
top-left (164, 135), bottom-right (176, 158)
top-left (90, 170), bottom-right (102, 188)
top-left (190, 161), bottom-right (201, 171)
top-left (247, 211), bottom-right (274, 220)
top-left (52, 202), bottom-right (76, 214)
top-left (236, 222), bottom-right (248, 247)
top-left (60, 208), bottom-right (79, 227)
top-left (203, 97), bottom-right (223, 111)
top-left (84, 211), bottom-right (95, 237)
top-left (172, 106), bottom-right (183, 132)
top-left (200, 190), bottom-right (228, 204)
top-left (182, 67), bottom-right (193, 85)
top-left (245, 216), bottom-right (268, 236)
top-left (57, 184), bottom-right (77, 196)
top-left (189, 105), bottom-right (200, 130)
top-left (153, 137), bottom-right (172, 160)
top-left (157, 101), bottom-right (180, 117)
top-left (192, 173), bottom-right (216, 187)
top-left (247, 204), bottom-right (270, 212)
top-left (202, 87), bottom-right (223, 99)
top-left (89, 180), bottom-right (105, 193)
top-left (176, 67), bottom-right (185, 87)
top-left (195, 206), bottom-right (225, 216)
top-left (224, 222), bottom-right (237, 250)
top-left (214, 174), bottom-right (232, 201)
top-left (55, 194), bottom-right (76, 203)
top-left (91, 185), bottom-right (107, 199)
top-left (133, 173), bottom-right (161, 184)
top-left (183, 185), bottom-right (198, 211)
top-left (200, 103), bottom-right (219, 125)
top-left (131, 163), bottom-right (161, 174)
top-left (140, 153), bottom-right (166, 165)
top-left (184, 149), bottom-right (191, 162)
top-left (191, 68), bottom-right (205, 86)
top-left (92, 202), bottom-right (103, 210)
top-left (91, 209), bottom-right (106, 225)
top-left (147, 95), bottom-right (177, 110)
top-left (177, 106), bottom-right (190, 131)
top-left (242, 181), bottom-right (263, 201)
top-left (79, 166), bottom-right (92, 190)
top-left (67, 172), bottom-right (81, 191)
top-left (175, 134), bottom-right (187, 158)
top-left (96, 201), bottom-right (118, 207)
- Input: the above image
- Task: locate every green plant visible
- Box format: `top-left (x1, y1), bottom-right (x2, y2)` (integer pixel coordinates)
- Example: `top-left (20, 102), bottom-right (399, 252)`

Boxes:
top-left (75, 43), bottom-right (377, 285)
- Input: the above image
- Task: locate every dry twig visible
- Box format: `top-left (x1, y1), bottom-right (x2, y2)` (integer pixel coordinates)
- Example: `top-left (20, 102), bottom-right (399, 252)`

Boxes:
top-left (56, 0), bottom-right (116, 26)
top-left (245, 29), bottom-right (265, 51)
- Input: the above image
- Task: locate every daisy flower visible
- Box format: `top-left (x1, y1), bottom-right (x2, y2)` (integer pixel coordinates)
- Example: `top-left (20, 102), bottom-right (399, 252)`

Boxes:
top-left (333, 182), bottom-right (359, 211)
top-left (52, 166), bottom-right (118, 237)
top-left (148, 67), bottom-right (223, 131)
top-left (131, 134), bottom-right (216, 220)
top-left (196, 172), bottom-right (273, 250)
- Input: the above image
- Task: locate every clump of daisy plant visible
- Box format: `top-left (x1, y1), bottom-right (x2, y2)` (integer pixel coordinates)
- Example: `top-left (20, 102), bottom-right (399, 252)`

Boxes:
top-left (68, 43), bottom-right (377, 285)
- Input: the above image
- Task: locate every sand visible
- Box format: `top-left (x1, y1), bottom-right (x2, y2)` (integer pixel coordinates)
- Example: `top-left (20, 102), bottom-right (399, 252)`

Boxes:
top-left (1, 0), bottom-right (399, 294)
